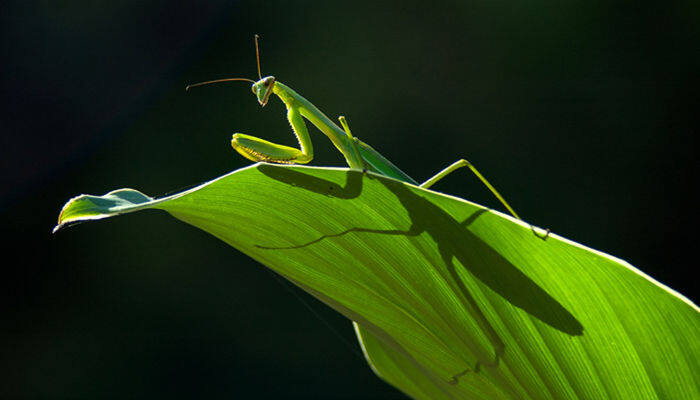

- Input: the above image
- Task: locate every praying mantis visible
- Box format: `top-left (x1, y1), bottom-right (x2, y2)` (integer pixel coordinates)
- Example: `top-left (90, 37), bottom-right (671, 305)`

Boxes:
top-left (187, 35), bottom-right (523, 222)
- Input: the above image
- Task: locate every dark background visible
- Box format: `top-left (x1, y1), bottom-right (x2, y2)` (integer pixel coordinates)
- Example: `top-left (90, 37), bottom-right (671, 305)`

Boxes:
top-left (1, 1), bottom-right (697, 398)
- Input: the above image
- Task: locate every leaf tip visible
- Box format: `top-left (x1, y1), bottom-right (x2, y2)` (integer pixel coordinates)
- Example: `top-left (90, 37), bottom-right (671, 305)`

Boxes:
top-left (53, 188), bottom-right (154, 234)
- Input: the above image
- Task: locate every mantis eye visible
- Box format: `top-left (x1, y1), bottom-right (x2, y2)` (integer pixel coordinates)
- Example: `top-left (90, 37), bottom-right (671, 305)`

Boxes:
top-left (262, 76), bottom-right (276, 89)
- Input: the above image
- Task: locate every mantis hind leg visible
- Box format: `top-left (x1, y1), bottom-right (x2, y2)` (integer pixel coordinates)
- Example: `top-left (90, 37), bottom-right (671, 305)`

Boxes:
top-left (421, 159), bottom-right (521, 220)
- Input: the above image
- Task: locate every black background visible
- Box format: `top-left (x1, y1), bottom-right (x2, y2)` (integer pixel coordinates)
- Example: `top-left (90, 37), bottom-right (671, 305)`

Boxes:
top-left (2, 1), bottom-right (697, 398)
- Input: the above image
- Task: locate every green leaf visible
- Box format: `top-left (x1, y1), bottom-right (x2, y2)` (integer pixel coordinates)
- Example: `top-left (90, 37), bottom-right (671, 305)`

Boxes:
top-left (55, 164), bottom-right (699, 399)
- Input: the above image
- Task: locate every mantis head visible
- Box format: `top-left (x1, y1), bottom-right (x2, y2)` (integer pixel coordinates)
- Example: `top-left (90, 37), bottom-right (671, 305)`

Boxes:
top-left (251, 76), bottom-right (276, 107)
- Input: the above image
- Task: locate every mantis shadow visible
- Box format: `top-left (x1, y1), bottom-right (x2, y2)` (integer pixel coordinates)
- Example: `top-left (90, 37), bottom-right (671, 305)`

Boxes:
top-left (257, 165), bottom-right (583, 380)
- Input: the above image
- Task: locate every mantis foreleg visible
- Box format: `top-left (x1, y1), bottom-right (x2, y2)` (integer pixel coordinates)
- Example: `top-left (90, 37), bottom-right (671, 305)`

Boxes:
top-left (231, 106), bottom-right (313, 164)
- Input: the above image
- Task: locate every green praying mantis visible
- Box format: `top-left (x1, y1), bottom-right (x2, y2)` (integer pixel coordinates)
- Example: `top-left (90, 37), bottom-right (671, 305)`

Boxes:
top-left (187, 35), bottom-right (522, 224)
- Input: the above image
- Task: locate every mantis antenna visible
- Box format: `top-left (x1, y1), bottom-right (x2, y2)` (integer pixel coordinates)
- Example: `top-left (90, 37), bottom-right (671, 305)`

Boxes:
top-left (185, 77), bottom-right (255, 91)
top-left (185, 35), bottom-right (264, 91)
top-left (254, 34), bottom-right (262, 79)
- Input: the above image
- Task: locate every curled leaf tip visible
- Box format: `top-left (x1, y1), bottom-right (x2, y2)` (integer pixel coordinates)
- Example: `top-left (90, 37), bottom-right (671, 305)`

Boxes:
top-left (53, 188), bottom-right (154, 234)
